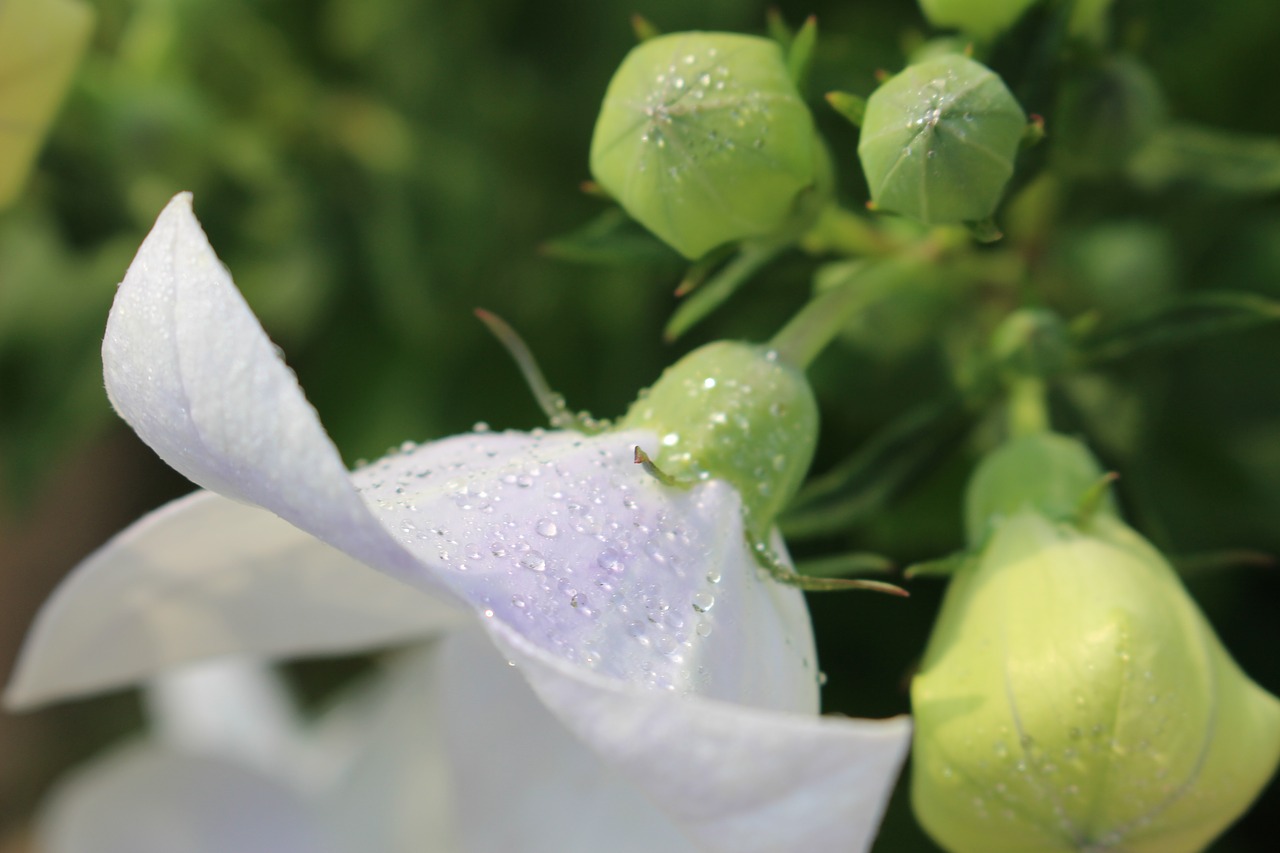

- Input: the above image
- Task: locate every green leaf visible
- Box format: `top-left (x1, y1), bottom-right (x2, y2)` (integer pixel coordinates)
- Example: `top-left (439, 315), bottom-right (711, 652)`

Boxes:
top-left (787, 16), bottom-right (818, 88)
top-left (1077, 291), bottom-right (1280, 365)
top-left (825, 91), bottom-right (866, 128)
top-left (540, 208), bottom-right (675, 266)
top-left (1128, 123), bottom-right (1280, 194)
top-left (781, 394), bottom-right (976, 539)
top-left (796, 551), bottom-right (895, 578)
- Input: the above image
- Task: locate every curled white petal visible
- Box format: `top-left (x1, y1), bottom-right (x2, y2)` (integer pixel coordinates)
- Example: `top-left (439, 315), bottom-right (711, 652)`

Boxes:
top-left (495, 622), bottom-right (912, 853)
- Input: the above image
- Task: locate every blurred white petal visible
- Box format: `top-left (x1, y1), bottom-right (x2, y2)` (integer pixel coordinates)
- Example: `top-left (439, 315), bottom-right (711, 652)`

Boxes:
top-left (4, 490), bottom-right (466, 710)
top-left (36, 743), bottom-right (334, 853)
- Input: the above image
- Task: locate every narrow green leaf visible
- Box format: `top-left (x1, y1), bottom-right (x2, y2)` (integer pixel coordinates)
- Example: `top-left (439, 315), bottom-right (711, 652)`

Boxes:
top-left (825, 91), bottom-right (866, 128)
top-left (796, 551), bottom-right (895, 578)
top-left (540, 208), bottom-right (675, 266)
top-left (787, 16), bottom-right (818, 88)
top-left (1128, 123), bottom-right (1280, 194)
top-left (1078, 291), bottom-right (1280, 365)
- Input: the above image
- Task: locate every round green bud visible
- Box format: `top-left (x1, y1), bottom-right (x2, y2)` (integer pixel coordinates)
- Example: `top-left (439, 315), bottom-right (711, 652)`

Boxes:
top-left (620, 341), bottom-right (817, 532)
top-left (964, 432), bottom-right (1117, 546)
top-left (989, 308), bottom-right (1070, 380)
top-left (918, 0), bottom-right (1040, 42)
top-left (913, 508), bottom-right (1280, 853)
top-left (590, 32), bottom-right (818, 260)
top-left (858, 54), bottom-right (1026, 225)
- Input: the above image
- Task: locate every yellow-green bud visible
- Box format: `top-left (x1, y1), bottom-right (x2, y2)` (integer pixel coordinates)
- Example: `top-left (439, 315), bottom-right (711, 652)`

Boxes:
top-left (620, 341), bottom-right (817, 533)
top-left (858, 54), bottom-right (1025, 225)
top-left (590, 32), bottom-right (818, 260)
top-left (918, 0), bottom-right (1040, 42)
top-left (913, 434), bottom-right (1280, 853)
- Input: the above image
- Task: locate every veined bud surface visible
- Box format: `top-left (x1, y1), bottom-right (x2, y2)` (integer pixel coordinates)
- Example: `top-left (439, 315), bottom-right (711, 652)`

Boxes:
top-left (620, 341), bottom-right (817, 534)
top-left (912, 433), bottom-right (1280, 853)
top-left (858, 54), bottom-right (1025, 225)
top-left (590, 32), bottom-right (818, 260)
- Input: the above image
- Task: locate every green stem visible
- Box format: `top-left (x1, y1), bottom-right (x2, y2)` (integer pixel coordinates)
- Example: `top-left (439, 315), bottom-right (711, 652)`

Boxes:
top-left (1008, 376), bottom-right (1050, 438)
top-left (769, 256), bottom-right (925, 369)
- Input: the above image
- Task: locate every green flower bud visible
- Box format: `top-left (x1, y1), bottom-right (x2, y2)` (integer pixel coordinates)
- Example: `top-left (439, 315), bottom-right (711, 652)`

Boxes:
top-left (620, 341), bottom-right (817, 533)
top-left (913, 434), bottom-right (1280, 853)
top-left (918, 0), bottom-right (1040, 42)
top-left (590, 32), bottom-right (818, 260)
top-left (858, 54), bottom-right (1026, 225)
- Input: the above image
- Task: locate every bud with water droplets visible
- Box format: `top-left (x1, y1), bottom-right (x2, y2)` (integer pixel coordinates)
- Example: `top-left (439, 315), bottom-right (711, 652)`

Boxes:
top-left (912, 432), bottom-right (1280, 853)
top-left (858, 54), bottom-right (1025, 225)
top-left (590, 32), bottom-right (819, 259)
top-left (917, 0), bottom-right (1040, 42)
top-left (620, 341), bottom-right (817, 535)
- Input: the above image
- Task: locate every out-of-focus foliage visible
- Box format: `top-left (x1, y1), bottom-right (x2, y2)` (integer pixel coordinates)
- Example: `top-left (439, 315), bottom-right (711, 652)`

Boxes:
top-left (2, 0), bottom-right (1280, 850)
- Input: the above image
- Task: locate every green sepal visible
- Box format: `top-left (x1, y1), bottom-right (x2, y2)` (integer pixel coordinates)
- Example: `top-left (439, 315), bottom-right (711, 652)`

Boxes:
top-left (825, 91), bottom-right (867, 128)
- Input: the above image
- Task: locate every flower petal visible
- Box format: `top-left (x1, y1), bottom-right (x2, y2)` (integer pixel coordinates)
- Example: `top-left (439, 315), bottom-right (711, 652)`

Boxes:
top-left (102, 192), bottom-right (429, 587)
top-left (102, 195), bottom-right (821, 712)
top-left (318, 629), bottom-right (697, 853)
top-left (494, 626), bottom-right (913, 853)
top-left (36, 742), bottom-right (335, 853)
top-left (353, 428), bottom-right (820, 712)
top-left (4, 490), bottom-right (465, 710)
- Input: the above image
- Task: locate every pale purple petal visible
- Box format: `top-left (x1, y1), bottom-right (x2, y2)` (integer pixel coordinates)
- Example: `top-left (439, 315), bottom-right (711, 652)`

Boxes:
top-left (4, 490), bottom-right (466, 710)
top-left (496, 627), bottom-right (913, 853)
top-left (354, 429), bottom-right (820, 713)
top-left (36, 743), bottom-right (334, 853)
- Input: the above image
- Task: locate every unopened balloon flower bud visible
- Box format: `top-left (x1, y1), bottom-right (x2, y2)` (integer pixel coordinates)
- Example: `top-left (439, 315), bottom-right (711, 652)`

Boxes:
top-left (917, 0), bottom-right (1040, 42)
top-left (621, 341), bottom-right (817, 535)
top-left (590, 32), bottom-right (819, 259)
top-left (858, 54), bottom-right (1025, 225)
top-left (912, 432), bottom-right (1280, 853)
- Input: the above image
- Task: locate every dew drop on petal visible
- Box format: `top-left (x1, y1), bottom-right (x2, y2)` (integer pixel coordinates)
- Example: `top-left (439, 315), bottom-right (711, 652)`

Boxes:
top-left (535, 518), bottom-right (559, 538)
top-left (520, 551), bottom-right (546, 572)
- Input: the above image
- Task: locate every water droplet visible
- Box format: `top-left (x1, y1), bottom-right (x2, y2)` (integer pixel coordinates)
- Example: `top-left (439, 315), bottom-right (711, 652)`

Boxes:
top-left (655, 634), bottom-right (679, 655)
top-left (535, 519), bottom-right (559, 538)
top-left (695, 621), bottom-right (714, 638)
top-left (661, 432), bottom-right (680, 447)
top-left (597, 548), bottom-right (625, 573)
top-left (691, 591), bottom-right (715, 612)
top-left (520, 551), bottom-right (546, 572)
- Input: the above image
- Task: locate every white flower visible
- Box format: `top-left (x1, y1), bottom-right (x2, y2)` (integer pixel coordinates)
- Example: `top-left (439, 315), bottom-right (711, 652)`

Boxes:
top-left (7, 193), bottom-right (911, 853)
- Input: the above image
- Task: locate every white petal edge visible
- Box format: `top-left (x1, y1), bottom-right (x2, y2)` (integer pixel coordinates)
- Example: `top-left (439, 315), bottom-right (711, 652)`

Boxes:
top-left (102, 192), bottom-right (431, 588)
top-left (492, 621), bottom-right (913, 853)
top-left (36, 742), bottom-right (336, 853)
top-left (317, 629), bottom-right (698, 853)
top-left (4, 490), bottom-right (466, 710)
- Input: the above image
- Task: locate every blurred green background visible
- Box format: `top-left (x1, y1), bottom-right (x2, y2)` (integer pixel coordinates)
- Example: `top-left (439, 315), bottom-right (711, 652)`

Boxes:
top-left (2, 0), bottom-right (1278, 850)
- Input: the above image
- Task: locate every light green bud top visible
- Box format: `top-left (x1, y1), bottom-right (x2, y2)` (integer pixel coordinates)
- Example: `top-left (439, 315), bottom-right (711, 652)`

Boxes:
top-left (590, 32), bottom-right (818, 260)
top-left (620, 341), bottom-right (818, 534)
top-left (858, 54), bottom-right (1026, 225)
top-left (913, 437), bottom-right (1280, 853)
top-left (965, 432), bottom-right (1117, 545)
top-left (918, 0), bottom-right (1040, 42)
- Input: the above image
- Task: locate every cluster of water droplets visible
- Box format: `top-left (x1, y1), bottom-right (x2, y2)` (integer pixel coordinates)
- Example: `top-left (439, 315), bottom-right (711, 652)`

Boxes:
top-left (634, 43), bottom-right (779, 181)
top-left (352, 427), bottom-right (736, 695)
top-left (901, 71), bottom-right (975, 160)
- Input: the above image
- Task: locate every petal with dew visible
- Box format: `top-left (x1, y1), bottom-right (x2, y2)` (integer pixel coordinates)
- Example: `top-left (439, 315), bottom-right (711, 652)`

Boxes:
top-left (4, 490), bottom-right (465, 710)
top-left (498, 625), bottom-right (913, 853)
top-left (350, 428), bottom-right (821, 712)
top-left (36, 743), bottom-right (335, 853)
top-left (102, 192), bottom-right (430, 587)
